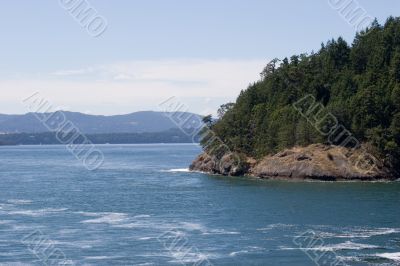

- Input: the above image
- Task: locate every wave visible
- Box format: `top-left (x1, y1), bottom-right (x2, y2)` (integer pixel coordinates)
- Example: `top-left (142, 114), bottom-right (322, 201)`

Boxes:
top-left (168, 251), bottom-right (214, 264)
top-left (374, 252), bottom-right (400, 261)
top-left (202, 229), bottom-right (240, 235)
top-left (50, 239), bottom-right (101, 249)
top-left (281, 241), bottom-right (380, 252)
top-left (229, 250), bottom-right (249, 256)
top-left (8, 208), bottom-right (68, 217)
top-left (85, 256), bottom-right (121, 260)
top-left (335, 255), bottom-right (362, 262)
top-left (138, 237), bottom-right (154, 241)
top-left (260, 224), bottom-right (400, 239)
top-left (75, 211), bottom-right (106, 217)
top-left (179, 222), bottom-right (240, 235)
top-left (77, 212), bottom-right (239, 241)
top-left (81, 213), bottom-right (128, 225)
top-left (179, 222), bottom-right (206, 231)
top-left (317, 227), bottom-right (400, 239)
top-left (161, 168), bottom-right (191, 173)
top-left (57, 228), bottom-right (81, 235)
top-left (229, 246), bottom-right (265, 257)
top-left (113, 222), bottom-right (141, 229)
top-left (6, 199), bottom-right (32, 205)
top-left (257, 224), bottom-right (296, 231)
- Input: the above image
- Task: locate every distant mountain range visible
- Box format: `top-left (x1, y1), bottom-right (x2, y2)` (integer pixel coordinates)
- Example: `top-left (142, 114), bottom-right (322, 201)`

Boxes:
top-left (0, 111), bottom-right (203, 134)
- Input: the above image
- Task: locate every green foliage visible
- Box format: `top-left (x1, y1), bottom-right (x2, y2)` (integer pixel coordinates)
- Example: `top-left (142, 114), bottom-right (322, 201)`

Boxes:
top-left (202, 115), bottom-right (213, 127)
top-left (217, 103), bottom-right (235, 119)
top-left (206, 17), bottom-right (400, 170)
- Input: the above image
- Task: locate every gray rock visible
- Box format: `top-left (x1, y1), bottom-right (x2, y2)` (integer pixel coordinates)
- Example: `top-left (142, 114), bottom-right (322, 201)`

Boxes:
top-left (190, 144), bottom-right (393, 181)
top-left (190, 152), bottom-right (248, 176)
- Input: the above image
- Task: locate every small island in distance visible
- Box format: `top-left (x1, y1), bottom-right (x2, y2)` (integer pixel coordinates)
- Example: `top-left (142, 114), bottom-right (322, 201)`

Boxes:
top-left (191, 17), bottom-right (400, 181)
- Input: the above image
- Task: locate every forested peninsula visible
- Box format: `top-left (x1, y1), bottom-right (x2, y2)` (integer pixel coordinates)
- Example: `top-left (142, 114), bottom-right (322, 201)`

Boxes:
top-left (191, 17), bottom-right (400, 181)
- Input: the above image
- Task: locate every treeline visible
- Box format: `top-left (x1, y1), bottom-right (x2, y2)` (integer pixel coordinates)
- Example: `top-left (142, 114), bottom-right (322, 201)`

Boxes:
top-left (0, 129), bottom-right (199, 145)
top-left (208, 17), bottom-right (400, 170)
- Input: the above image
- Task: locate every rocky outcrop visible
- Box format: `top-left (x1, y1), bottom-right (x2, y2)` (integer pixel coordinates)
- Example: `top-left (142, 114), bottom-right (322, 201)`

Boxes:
top-left (190, 144), bottom-right (394, 181)
top-left (189, 152), bottom-right (250, 176)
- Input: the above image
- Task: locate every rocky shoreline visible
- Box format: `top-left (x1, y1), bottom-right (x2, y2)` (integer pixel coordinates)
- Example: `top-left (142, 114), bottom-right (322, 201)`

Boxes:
top-left (189, 144), bottom-right (395, 181)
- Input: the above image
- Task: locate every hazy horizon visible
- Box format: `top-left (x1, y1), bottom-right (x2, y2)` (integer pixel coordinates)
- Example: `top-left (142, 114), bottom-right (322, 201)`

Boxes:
top-left (0, 109), bottom-right (202, 116)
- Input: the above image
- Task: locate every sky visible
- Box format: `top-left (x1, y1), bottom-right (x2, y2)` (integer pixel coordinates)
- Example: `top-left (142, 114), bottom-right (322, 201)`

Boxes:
top-left (1, 0), bottom-right (399, 116)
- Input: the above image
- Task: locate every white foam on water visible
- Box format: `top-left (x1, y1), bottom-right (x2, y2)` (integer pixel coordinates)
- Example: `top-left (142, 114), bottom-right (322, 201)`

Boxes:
top-left (180, 222), bottom-right (207, 231)
top-left (11, 224), bottom-right (46, 231)
top-left (85, 256), bottom-right (120, 260)
top-left (178, 222), bottom-right (240, 235)
top-left (57, 228), bottom-right (81, 235)
top-left (81, 213), bottom-right (128, 225)
top-left (281, 241), bottom-right (380, 252)
top-left (113, 222), bottom-right (140, 229)
top-left (229, 250), bottom-right (249, 256)
top-left (134, 215), bottom-right (151, 218)
top-left (116, 216), bottom-right (163, 230)
top-left (7, 199), bottom-right (33, 205)
top-left (8, 208), bottom-right (68, 217)
top-left (318, 227), bottom-right (400, 239)
top-left (374, 252), bottom-right (400, 261)
top-left (51, 239), bottom-right (103, 249)
top-left (113, 218), bottom-right (168, 230)
top-left (335, 255), bottom-right (362, 262)
top-left (203, 229), bottom-right (241, 235)
top-left (75, 211), bottom-right (101, 217)
top-left (161, 168), bottom-right (191, 173)
top-left (168, 251), bottom-right (214, 264)
top-left (0, 251), bottom-right (28, 256)
top-left (136, 251), bottom-right (176, 258)
top-left (229, 246), bottom-right (265, 257)
top-left (78, 212), bottom-right (239, 245)
top-left (257, 223), bottom-right (296, 231)
top-left (78, 212), bottom-right (151, 226)
top-left (138, 237), bottom-right (154, 240)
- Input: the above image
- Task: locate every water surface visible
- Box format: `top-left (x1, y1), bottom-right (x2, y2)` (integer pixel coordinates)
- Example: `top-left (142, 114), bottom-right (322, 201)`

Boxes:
top-left (0, 144), bottom-right (399, 265)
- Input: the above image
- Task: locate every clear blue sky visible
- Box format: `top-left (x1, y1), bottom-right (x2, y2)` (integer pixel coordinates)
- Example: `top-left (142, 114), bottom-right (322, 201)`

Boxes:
top-left (1, 0), bottom-right (399, 115)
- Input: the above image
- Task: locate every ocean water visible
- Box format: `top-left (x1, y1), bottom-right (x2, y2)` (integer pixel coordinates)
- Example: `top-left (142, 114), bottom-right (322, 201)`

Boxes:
top-left (0, 144), bottom-right (399, 266)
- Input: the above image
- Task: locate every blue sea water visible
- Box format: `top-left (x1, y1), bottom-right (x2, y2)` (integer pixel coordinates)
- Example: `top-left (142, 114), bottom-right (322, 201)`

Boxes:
top-left (0, 144), bottom-right (399, 265)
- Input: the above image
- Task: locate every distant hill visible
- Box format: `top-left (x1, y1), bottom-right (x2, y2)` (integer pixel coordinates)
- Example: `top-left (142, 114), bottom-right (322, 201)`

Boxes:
top-left (0, 111), bottom-right (202, 134)
top-left (0, 114), bottom-right (19, 124)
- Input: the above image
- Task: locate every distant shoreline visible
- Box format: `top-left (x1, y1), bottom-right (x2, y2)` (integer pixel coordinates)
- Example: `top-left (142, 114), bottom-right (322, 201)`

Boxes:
top-left (0, 130), bottom-right (201, 146)
top-left (0, 142), bottom-right (200, 147)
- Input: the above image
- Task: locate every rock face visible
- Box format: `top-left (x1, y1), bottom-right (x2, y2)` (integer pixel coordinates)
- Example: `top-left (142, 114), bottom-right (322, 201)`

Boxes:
top-left (189, 152), bottom-right (249, 176)
top-left (190, 144), bottom-right (393, 181)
